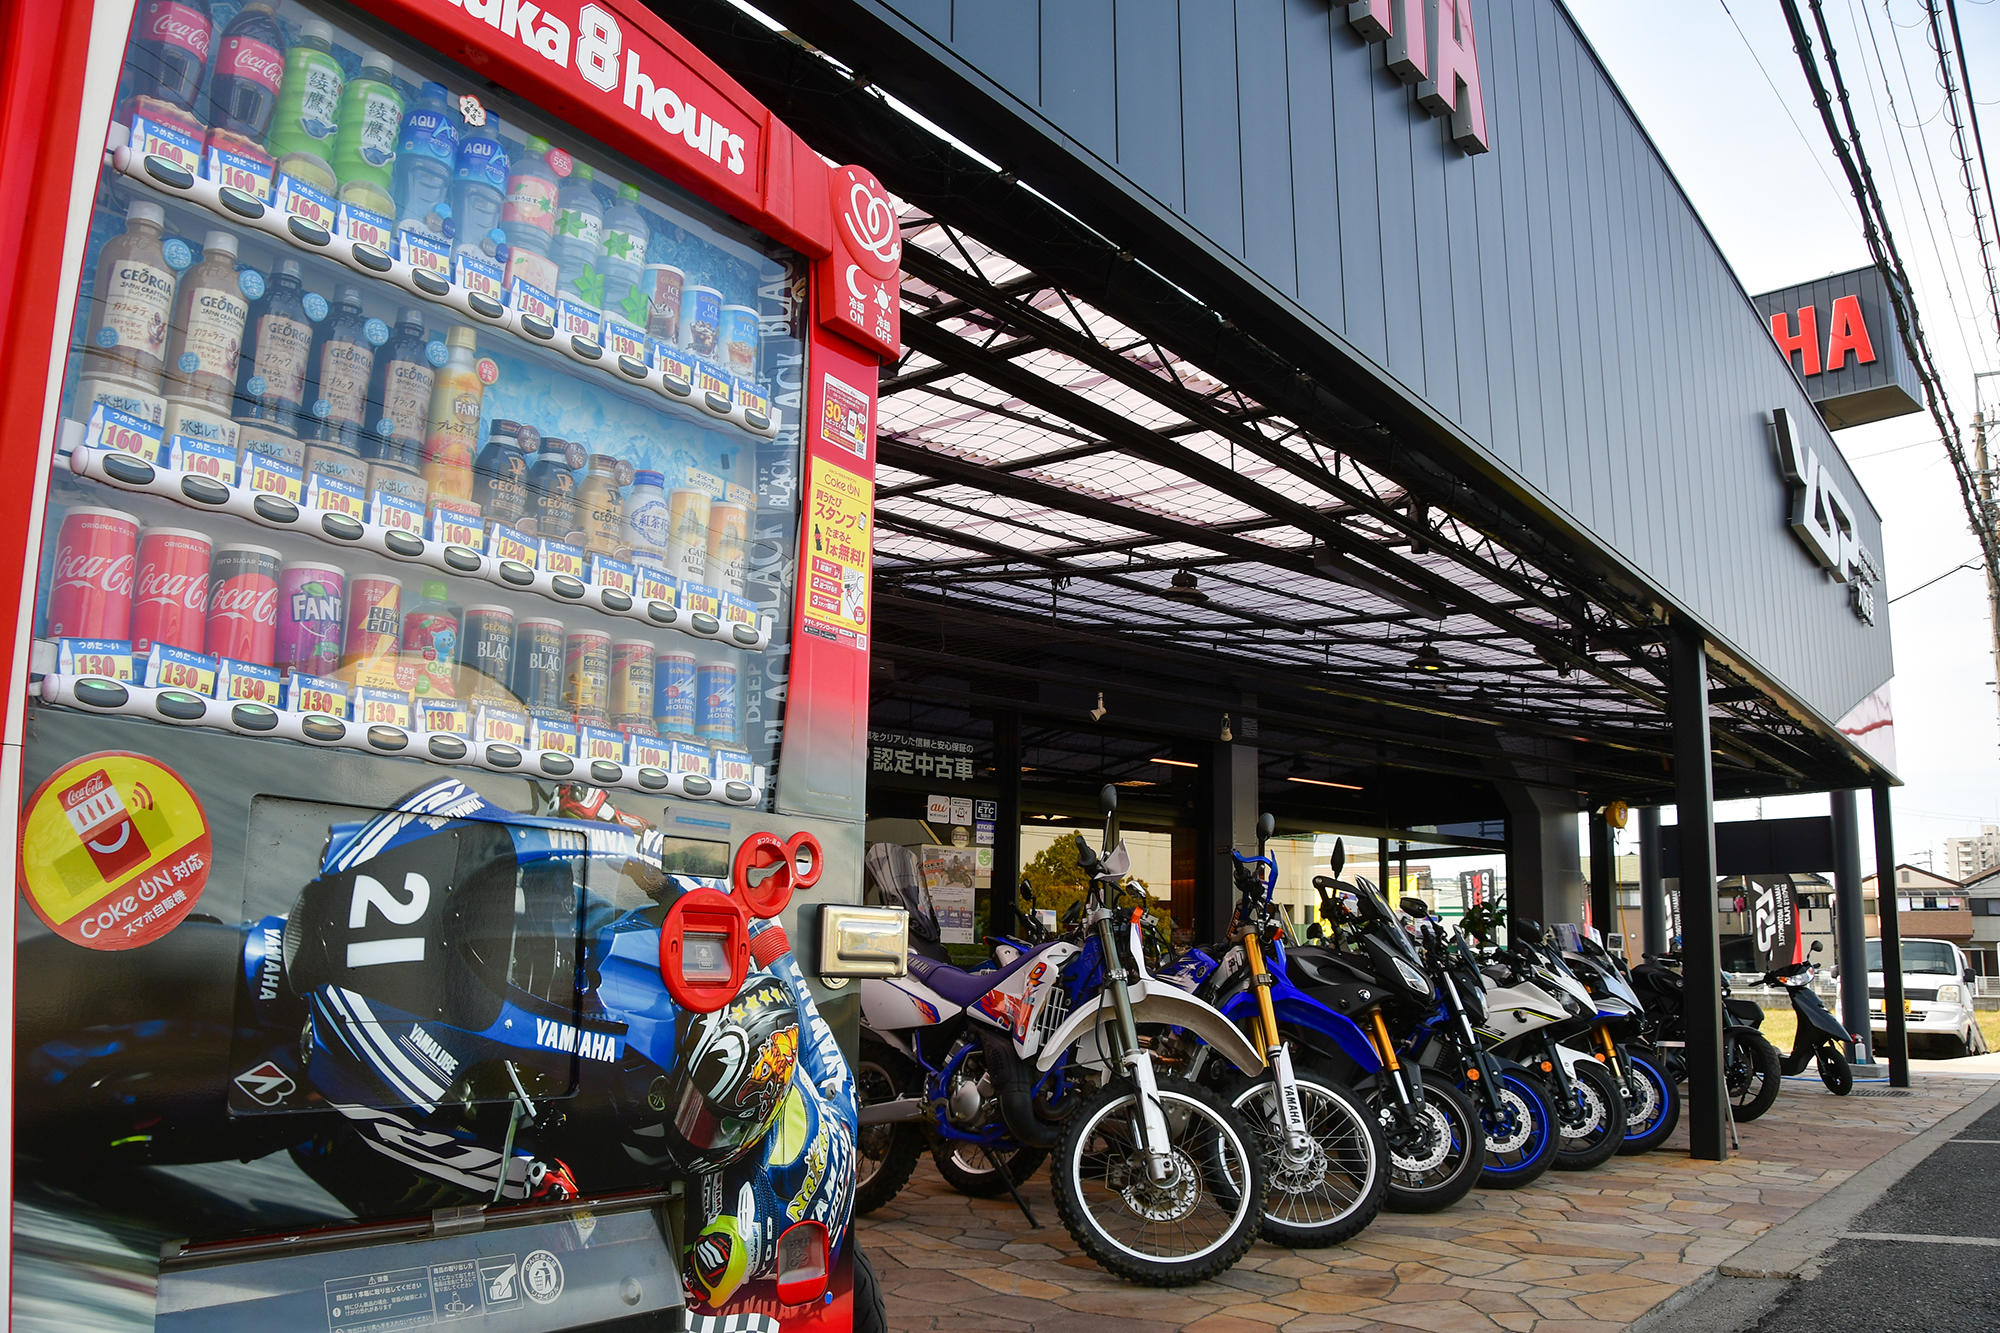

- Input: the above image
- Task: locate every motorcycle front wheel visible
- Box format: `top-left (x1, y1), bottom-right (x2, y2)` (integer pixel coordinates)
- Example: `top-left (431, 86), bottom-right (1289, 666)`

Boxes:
top-left (854, 1040), bottom-right (922, 1214)
top-left (1817, 1045), bottom-right (1854, 1096)
top-left (1222, 1058), bottom-right (1386, 1247)
top-left (1615, 1046), bottom-right (1681, 1155)
top-left (1051, 1074), bottom-right (1264, 1286)
top-left (1363, 1073), bottom-right (1484, 1214)
top-left (1725, 1028), bottom-right (1784, 1122)
top-left (1552, 1056), bottom-right (1626, 1171)
top-left (1475, 1066), bottom-right (1561, 1188)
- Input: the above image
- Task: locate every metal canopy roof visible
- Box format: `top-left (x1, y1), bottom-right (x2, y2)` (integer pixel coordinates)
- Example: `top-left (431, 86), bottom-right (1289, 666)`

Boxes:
top-left (671, 1), bottom-right (1878, 812)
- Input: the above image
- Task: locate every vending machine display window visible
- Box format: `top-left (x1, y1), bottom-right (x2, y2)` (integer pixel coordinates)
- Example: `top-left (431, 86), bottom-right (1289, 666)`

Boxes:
top-left (36, 0), bottom-right (804, 811)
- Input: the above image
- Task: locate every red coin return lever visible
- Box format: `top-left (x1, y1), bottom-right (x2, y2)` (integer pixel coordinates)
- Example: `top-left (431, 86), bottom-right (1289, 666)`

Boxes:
top-left (731, 830), bottom-right (823, 919)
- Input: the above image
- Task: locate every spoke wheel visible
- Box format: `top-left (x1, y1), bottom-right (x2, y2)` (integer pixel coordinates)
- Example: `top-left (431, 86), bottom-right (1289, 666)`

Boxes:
top-left (853, 1046), bottom-right (921, 1214)
top-left (1224, 1061), bottom-right (1386, 1247)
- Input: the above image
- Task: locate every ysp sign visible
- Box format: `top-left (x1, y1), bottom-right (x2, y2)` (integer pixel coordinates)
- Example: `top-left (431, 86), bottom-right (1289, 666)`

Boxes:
top-left (1771, 407), bottom-right (1880, 625)
top-left (1336, 0), bottom-right (1490, 154)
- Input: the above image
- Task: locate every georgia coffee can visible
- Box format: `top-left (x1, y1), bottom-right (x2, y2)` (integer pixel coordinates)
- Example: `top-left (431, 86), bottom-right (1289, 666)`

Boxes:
top-left (654, 649), bottom-right (696, 734)
top-left (463, 603), bottom-right (515, 697)
top-left (206, 542), bottom-right (282, 664)
top-left (695, 660), bottom-right (738, 742)
top-left (276, 562), bottom-right (345, 676)
top-left (343, 575), bottom-right (403, 679)
top-left (130, 525), bottom-right (211, 654)
top-left (46, 506), bottom-right (139, 640)
top-left (513, 617), bottom-right (564, 712)
top-left (610, 638), bottom-right (655, 724)
top-left (564, 628), bottom-right (611, 722)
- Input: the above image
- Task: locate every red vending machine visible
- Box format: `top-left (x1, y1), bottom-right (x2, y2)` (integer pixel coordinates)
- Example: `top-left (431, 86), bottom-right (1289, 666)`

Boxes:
top-left (0, 2), bottom-right (903, 1328)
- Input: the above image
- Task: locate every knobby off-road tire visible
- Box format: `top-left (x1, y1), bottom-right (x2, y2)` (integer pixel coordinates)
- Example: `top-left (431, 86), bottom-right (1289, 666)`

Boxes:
top-left (932, 1139), bottom-right (1047, 1197)
top-left (1051, 1074), bottom-right (1265, 1286)
top-left (854, 1041), bottom-right (922, 1215)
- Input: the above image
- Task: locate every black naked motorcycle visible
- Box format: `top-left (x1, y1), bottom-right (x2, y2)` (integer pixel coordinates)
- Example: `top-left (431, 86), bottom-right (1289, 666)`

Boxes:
top-left (1630, 953), bottom-right (1784, 1122)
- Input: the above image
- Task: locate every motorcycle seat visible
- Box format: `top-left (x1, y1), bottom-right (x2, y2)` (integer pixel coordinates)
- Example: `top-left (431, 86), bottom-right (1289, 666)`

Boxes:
top-left (906, 943), bottom-right (1055, 1007)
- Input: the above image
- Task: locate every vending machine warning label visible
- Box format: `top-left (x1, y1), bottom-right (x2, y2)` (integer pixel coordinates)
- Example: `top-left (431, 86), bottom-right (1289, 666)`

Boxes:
top-left (803, 461), bottom-right (874, 649)
top-left (19, 752), bottom-right (210, 950)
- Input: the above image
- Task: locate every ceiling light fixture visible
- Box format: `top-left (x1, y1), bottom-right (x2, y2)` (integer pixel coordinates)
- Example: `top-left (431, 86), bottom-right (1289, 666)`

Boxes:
top-left (1152, 757), bottom-right (1200, 769)
top-left (1408, 642), bottom-right (1446, 673)
top-left (1162, 568), bottom-right (1209, 604)
top-left (1288, 776), bottom-right (1365, 791)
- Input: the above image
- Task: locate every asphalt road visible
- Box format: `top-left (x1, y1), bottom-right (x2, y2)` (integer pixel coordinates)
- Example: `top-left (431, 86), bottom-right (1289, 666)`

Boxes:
top-left (1748, 1100), bottom-right (2000, 1333)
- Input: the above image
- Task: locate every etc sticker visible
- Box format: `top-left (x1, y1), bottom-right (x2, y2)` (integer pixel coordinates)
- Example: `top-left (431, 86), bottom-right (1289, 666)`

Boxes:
top-left (19, 752), bottom-right (211, 950)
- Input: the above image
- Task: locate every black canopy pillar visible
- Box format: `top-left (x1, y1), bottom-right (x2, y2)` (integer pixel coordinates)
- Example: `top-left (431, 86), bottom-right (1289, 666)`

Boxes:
top-left (1195, 742), bottom-right (1259, 946)
top-left (1639, 805), bottom-right (1668, 957)
top-left (1670, 617), bottom-right (1728, 1161)
top-left (1873, 784), bottom-right (1910, 1087)
top-left (1588, 810), bottom-right (1614, 938)
top-left (1831, 789), bottom-right (1871, 1065)
top-left (988, 709), bottom-right (1021, 940)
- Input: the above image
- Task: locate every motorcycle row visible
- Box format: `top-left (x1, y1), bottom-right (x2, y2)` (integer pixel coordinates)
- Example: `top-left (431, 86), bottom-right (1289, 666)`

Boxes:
top-left (855, 789), bottom-right (1841, 1287)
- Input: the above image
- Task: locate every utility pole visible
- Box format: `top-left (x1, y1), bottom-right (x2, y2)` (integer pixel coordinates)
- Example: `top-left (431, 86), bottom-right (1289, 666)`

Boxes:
top-left (1973, 373), bottom-right (2000, 738)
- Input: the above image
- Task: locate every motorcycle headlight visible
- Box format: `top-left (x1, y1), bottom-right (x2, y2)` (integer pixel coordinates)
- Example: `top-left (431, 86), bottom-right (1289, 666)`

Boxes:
top-left (1936, 984), bottom-right (1964, 1007)
top-left (1393, 957), bottom-right (1430, 997)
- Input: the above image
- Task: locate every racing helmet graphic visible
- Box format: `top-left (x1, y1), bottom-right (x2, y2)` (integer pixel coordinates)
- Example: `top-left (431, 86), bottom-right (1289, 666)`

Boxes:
top-left (665, 973), bottom-right (800, 1172)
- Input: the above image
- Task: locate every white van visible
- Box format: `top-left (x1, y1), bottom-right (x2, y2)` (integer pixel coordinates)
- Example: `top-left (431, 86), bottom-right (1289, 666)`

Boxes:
top-left (1844, 938), bottom-right (1987, 1058)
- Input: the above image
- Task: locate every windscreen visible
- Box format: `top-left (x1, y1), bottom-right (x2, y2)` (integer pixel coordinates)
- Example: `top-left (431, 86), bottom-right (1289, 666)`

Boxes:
top-left (1867, 940), bottom-right (1959, 975)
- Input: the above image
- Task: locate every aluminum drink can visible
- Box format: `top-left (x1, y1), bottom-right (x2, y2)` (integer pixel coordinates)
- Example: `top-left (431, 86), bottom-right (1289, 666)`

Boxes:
top-left (680, 284), bottom-right (722, 360)
top-left (695, 660), bottom-right (738, 742)
top-left (704, 501), bottom-right (748, 595)
top-left (343, 575), bottom-right (403, 676)
top-left (642, 264), bottom-right (684, 342)
top-left (610, 638), bottom-right (655, 724)
top-left (564, 628), bottom-right (611, 721)
top-left (513, 617), bottom-right (564, 711)
top-left (130, 526), bottom-right (212, 654)
top-left (463, 604), bottom-right (515, 698)
top-left (666, 488), bottom-right (710, 584)
top-left (719, 304), bottom-right (760, 378)
top-left (275, 561), bottom-right (345, 677)
top-left (654, 649), bottom-right (696, 734)
top-left (206, 542), bottom-right (283, 664)
top-left (46, 506), bottom-right (139, 640)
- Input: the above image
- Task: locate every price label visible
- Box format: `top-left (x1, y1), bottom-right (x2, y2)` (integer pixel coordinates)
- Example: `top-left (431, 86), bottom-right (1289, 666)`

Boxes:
top-left (604, 321), bottom-right (647, 362)
top-left (681, 583), bottom-right (722, 618)
top-left (59, 638), bottom-right (135, 681)
top-left (218, 659), bottom-right (282, 706)
top-left (454, 252), bottom-right (504, 304)
top-left (372, 492), bottom-right (426, 536)
top-left (339, 203), bottom-right (394, 252)
top-left (476, 704), bottom-right (528, 747)
top-left (167, 434), bottom-right (237, 481)
top-left (508, 278), bottom-right (557, 325)
top-left (399, 229), bottom-right (452, 280)
top-left (628, 734), bottom-right (670, 770)
top-left (429, 508), bottom-right (485, 551)
top-left (635, 565), bottom-right (677, 606)
top-left (284, 674), bottom-right (348, 718)
top-left (722, 592), bottom-right (758, 626)
top-left (696, 365), bottom-right (733, 406)
top-left (84, 404), bottom-right (165, 463)
top-left (357, 688), bottom-right (411, 728)
top-left (541, 540), bottom-right (585, 579)
top-left (418, 699), bottom-right (470, 736)
top-left (307, 474), bottom-right (366, 519)
top-left (204, 145), bottom-right (274, 201)
top-left (556, 300), bottom-right (602, 343)
top-left (652, 341), bottom-right (696, 385)
top-left (244, 453), bottom-right (303, 503)
top-left (531, 717), bottom-right (579, 756)
top-left (590, 556), bottom-right (635, 596)
top-left (129, 113), bottom-right (202, 174)
top-left (671, 739), bottom-right (711, 776)
top-left (145, 645), bottom-right (218, 696)
top-left (275, 174), bottom-right (337, 232)
top-left (488, 524), bottom-right (539, 568)
top-left (713, 747), bottom-right (755, 784)
top-left (582, 726), bottom-right (628, 764)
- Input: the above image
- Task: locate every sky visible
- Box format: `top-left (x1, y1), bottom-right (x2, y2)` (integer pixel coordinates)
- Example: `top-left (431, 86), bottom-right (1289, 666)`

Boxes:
top-left (1561, 0), bottom-right (2000, 874)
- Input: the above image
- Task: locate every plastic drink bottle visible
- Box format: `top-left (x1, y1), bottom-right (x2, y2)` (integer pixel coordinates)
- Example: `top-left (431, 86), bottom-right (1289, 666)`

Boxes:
top-left (130, 0), bottom-right (214, 118)
top-left (331, 50), bottom-right (402, 216)
top-left (83, 200), bottom-right (176, 392)
top-left (528, 439), bottom-right (580, 540)
top-left (235, 257), bottom-right (311, 428)
top-left (552, 162), bottom-right (605, 307)
top-left (502, 135), bottom-right (559, 256)
top-left (306, 285), bottom-right (375, 448)
top-left (422, 326), bottom-right (483, 505)
top-left (393, 81), bottom-right (460, 240)
top-left (206, 1), bottom-right (284, 139)
top-left (450, 129), bottom-right (509, 260)
top-left (401, 579), bottom-right (460, 700)
top-left (367, 309), bottom-right (436, 462)
top-left (598, 182), bottom-right (651, 324)
top-left (265, 18), bottom-right (342, 193)
top-left (163, 229), bottom-right (251, 410)
top-left (473, 420), bottom-right (532, 529)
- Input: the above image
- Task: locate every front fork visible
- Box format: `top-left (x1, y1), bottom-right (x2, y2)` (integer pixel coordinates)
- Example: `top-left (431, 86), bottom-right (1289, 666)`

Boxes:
top-left (1439, 971), bottom-right (1505, 1119)
top-left (1098, 913), bottom-right (1174, 1182)
top-left (1243, 931), bottom-right (1311, 1155)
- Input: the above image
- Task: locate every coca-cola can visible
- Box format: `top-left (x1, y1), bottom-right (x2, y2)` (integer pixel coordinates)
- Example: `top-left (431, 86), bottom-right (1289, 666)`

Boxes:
top-left (131, 526), bottom-right (213, 654)
top-left (276, 562), bottom-right (345, 677)
top-left (46, 506), bottom-right (139, 640)
top-left (206, 542), bottom-right (282, 665)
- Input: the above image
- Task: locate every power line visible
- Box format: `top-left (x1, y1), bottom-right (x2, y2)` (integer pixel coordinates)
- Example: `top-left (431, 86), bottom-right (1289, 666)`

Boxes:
top-left (1925, 1), bottom-right (2000, 347)
top-left (1779, 0), bottom-right (2000, 588)
top-left (1716, 0), bottom-right (1856, 212)
top-left (1946, 0), bottom-right (2000, 319)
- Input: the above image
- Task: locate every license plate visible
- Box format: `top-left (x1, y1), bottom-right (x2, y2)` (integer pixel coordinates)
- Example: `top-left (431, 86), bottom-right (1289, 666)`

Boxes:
top-left (1867, 1000), bottom-right (1912, 1015)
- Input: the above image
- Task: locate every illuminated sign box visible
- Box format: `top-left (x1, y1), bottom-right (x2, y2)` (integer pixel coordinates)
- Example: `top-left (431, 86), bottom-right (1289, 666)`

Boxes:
top-left (1753, 266), bottom-right (1923, 430)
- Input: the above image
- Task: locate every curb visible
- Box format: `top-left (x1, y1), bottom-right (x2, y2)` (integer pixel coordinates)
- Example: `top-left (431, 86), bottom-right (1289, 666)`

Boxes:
top-left (1629, 1078), bottom-right (2000, 1330)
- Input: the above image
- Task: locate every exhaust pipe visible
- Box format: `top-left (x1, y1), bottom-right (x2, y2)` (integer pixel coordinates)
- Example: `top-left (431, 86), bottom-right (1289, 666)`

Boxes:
top-left (858, 1098), bottom-right (926, 1127)
top-left (978, 1027), bottom-right (1061, 1148)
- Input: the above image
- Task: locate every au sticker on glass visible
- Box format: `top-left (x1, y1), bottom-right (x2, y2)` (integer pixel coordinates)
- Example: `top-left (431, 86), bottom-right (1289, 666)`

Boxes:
top-left (19, 751), bottom-right (211, 950)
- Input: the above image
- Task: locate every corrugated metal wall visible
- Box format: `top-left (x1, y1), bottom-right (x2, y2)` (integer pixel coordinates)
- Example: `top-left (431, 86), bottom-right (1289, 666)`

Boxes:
top-left (831, 0), bottom-right (1895, 728)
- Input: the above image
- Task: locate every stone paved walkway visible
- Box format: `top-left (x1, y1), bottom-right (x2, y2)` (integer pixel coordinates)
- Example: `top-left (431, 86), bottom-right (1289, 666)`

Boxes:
top-left (859, 1074), bottom-right (1989, 1331)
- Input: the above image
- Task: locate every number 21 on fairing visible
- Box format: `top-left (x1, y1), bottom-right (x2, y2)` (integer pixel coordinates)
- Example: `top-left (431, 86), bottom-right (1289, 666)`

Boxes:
top-left (347, 871), bottom-right (430, 968)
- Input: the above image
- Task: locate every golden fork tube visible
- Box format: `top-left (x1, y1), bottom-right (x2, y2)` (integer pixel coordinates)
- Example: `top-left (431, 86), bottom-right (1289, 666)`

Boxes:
top-left (1243, 930), bottom-right (1280, 1055)
top-left (1369, 1010), bottom-right (1402, 1072)
top-left (1598, 1028), bottom-right (1620, 1063)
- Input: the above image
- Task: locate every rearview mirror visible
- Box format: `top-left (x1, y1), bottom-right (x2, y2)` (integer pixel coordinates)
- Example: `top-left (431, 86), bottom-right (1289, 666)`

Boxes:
top-left (1968, 967), bottom-right (1978, 983)
top-left (1257, 812), bottom-right (1275, 845)
top-left (1811, 940), bottom-right (1824, 954)
top-left (1400, 895), bottom-right (1429, 918)
top-left (1330, 838), bottom-right (1346, 877)
top-left (1099, 784), bottom-right (1118, 815)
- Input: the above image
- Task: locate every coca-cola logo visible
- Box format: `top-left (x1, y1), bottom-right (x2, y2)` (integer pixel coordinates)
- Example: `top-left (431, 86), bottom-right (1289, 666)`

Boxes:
top-left (146, 4), bottom-right (212, 62)
top-left (223, 39), bottom-right (285, 91)
top-left (54, 544), bottom-right (135, 597)
top-left (136, 567), bottom-right (207, 613)
top-left (210, 582), bottom-right (277, 627)
top-left (835, 165), bottom-right (900, 278)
